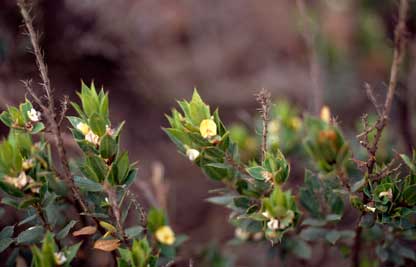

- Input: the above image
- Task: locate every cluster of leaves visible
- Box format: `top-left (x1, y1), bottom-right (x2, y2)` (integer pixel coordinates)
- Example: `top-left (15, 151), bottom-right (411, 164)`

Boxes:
top-left (165, 90), bottom-right (300, 245)
top-left (165, 90), bottom-right (416, 266)
top-left (0, 83), bottom-right (183, 267)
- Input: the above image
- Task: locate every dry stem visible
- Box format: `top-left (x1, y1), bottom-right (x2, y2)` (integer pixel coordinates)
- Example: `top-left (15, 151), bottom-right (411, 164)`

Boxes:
top-left (255, 89), bottom-right (271, 162)
top-left (17, 0), bottom-right (89, 214)
top-left (353, 1), bottom-right (409, 267)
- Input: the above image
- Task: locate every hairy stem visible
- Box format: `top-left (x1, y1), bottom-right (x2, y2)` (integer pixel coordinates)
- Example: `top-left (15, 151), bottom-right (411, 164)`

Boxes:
top-left (17, 0), bottom-right (89, 214)
top-left (255, 89), bottom-right (271, 162)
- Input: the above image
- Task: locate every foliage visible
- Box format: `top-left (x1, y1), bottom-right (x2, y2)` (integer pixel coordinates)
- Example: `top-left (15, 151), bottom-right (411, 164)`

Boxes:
top-left (165, 89), bottom-right (416, 266)
top-left (0, 83), bottom-right (182, 266)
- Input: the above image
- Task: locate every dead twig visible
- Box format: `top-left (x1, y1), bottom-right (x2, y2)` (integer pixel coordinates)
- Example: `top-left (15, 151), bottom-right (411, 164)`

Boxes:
top-left (17, 0), bottom-right (89, 214)
top-left (353, 1), bottom-right (409, 267)
top-left (255, 89), bottom-right (271, 162)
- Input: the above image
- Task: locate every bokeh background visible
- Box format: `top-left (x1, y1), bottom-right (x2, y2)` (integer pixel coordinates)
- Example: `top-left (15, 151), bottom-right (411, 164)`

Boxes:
top-left (1, 0), bottom-right (415, 266)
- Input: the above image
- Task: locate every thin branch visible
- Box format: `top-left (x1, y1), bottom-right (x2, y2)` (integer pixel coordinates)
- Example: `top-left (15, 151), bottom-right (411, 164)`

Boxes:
top-left (366, 0), bottom-right (409, 175)
top-left (352, 1), bottom-right (409, 267)
top-left (17, 0), bottom-right (89, 215)
top-left (364, 83), bottom-right (382, 116)
top-left (104, 183), bottom-right (128, 244)
top-left (58, 95), bottom-right (69, 126)
top-left (255, 89), bottom-right (271, 162)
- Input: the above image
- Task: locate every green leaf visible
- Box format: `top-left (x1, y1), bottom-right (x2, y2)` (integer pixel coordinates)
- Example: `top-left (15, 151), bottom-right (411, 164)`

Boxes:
top-left (18, 214), bottom-right (37, 226)
top-left (0, 238), bottom-right (14, 253)
top-left (16, 226), bottom-right (44, 244)
top-left (0, 111), bottom-right (13, 127)
top-left (402, 184), bottom-right (416, 206)
top-left (31, 123), bottom-right (45, 134)
top-left (325, 230), bottom-right (341, 245)
top-left (400, 154), bottom-right (416, 173)
top-left (147, 209), bottom-right (166, 232)
top-left (89, 113), bottom-right (106, 136)
top-left (292, 239), bottom-right (312, 259)
top-left (246, 166), bottom-right (266, 180)
top-left (65, 241), bottom-right (82, 263)
top-left (0, 181), bottom-right (24, 198)
top-left (57, 220), bottom-right (77, 240)
top-left (74, 176), bottom-right (103, 192)
top-left (300, 227), bottom-right (326, 241)
top-left (0, 225), bottom-right (14, 239)
top-left (100, 135), bottom-right (118, 159)
top-left (206, 195), bottom-right (235, 206)
top-left (125, 226), bottom-right (144, 239)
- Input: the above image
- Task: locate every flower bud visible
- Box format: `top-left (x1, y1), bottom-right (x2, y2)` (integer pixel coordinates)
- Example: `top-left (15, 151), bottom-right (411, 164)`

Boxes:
top-left (186, 148), bottom-right (200, 161)
top-left (320, 106), bottom-right (331, 123)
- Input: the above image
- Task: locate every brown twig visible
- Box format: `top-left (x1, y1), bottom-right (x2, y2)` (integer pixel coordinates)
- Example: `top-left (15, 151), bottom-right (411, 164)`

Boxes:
top-left (353, 1), bottom-right (409, 267)
top-left (255, 89), bottom-right (271, 162)
top-left (104, 182), bottom-right (128, 244)
top-left (17, 0), bottom-right (89, 214)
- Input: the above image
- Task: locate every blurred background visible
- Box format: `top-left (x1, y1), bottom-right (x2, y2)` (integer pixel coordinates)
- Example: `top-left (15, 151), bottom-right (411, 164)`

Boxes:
top-left (0, 0), bottom-right (415, 266)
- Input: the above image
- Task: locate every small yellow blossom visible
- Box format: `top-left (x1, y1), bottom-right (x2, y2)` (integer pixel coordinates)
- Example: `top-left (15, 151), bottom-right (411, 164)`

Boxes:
top-left (291, 117), bottom-right (302, 130)
top-left (54, 252), bottom-right (67, 265)
top-left (186, 148), bottom-right (200, 161)
top-left (199, 119), bottom-right (217, 139)
top-left (155, 225), bottom-right (175, 245)
top-left (320, 105), bottom-right (331, 123)
top-left (22, 159), bottom-right (34, 171)
top-left (76, 122), bottom-right (90, 135)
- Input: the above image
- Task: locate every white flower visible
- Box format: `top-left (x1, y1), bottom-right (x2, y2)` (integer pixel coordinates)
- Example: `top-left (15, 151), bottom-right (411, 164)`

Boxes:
top-left (186, 148), bottom-right (200, 161)
top-left (379, 188), bottom-right (393, 200)
top-left (85, 131), bottom-right (100, 145)
top-left (27, 108), bottom-right (41, 122)
top-left (54, 252), bottom-right (67, 265)
top-left (235, 228), bottom-right (250, 240)
top-left (364, 204), bottom-right (376, 213)
top-left (16, 172), bottom-right (29, 188)
top-left (267, 218), bottom-right (280, 230)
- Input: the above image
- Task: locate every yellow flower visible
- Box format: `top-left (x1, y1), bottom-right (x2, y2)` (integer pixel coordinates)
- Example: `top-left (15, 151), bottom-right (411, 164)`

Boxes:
top-left (320, 105), bottom-right (331, 123)
top-left (199, 119), bottom-right (217, 139)
top-left (155, 225), bottom-right (175, 245)
top-left (22, 159), bottom-right (34, 170)
top-left (290, 117), bottom-right (302, 130)
top-left (76, 122), bottom-right (90, 135)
